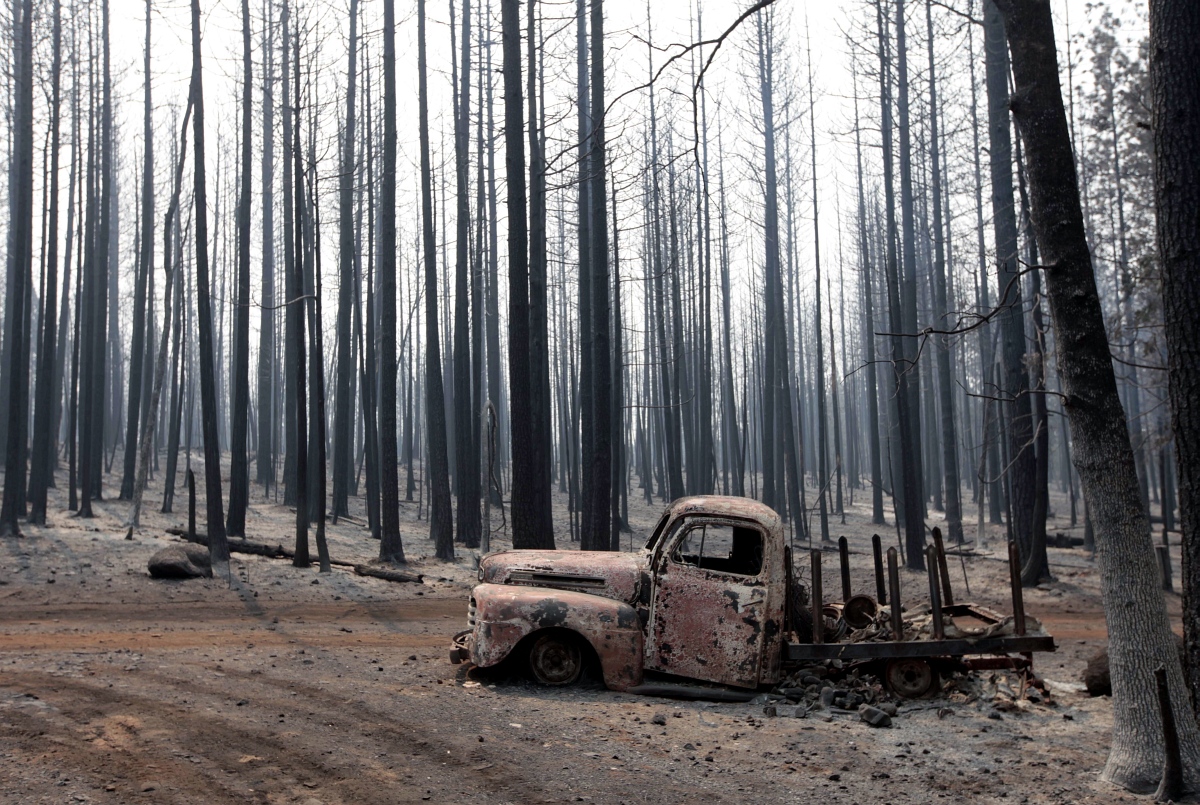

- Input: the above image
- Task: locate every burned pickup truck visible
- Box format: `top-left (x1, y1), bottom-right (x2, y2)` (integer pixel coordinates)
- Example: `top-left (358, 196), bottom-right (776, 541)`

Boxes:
top-left (451, 496), bottom-right (1053, 696)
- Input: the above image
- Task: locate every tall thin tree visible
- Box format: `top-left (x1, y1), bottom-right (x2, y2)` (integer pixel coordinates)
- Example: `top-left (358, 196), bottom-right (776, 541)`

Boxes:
top-left (377, 0), bottom-right (405, 563)
top-left (453, 0), bottom-right (480, 547)
top-left (419, 0), bottom-right (455, 560)
top-left (226, 0), bottom-right (254, 536)
top-left (23, 0), bottom-right (54, 527)
top-left (334, 0), bottom-right (360, 520)
top-left (190, 0), bottom-right (230, 566)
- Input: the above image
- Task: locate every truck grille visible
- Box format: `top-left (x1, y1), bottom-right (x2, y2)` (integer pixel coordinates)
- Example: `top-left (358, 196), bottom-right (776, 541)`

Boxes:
top-left (506, 571), bottom-right (607, 592)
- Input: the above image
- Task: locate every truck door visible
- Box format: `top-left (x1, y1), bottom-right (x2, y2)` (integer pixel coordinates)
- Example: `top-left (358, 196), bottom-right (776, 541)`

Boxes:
top-left (646, 518), bottom-right (769, 688)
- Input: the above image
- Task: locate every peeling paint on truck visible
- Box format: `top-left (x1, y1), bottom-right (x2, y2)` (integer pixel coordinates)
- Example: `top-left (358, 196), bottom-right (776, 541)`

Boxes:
top-left (463, 496), bottom-right (786, 690)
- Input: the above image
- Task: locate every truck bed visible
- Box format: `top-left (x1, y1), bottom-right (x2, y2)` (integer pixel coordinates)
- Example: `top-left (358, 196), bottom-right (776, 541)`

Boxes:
top-left (783, 633), bottom-right (1055, 662)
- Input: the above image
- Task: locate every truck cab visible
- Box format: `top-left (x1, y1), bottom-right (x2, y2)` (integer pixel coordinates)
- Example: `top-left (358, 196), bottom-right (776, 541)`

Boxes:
top-left (456, 496), bottom-right (787, 691)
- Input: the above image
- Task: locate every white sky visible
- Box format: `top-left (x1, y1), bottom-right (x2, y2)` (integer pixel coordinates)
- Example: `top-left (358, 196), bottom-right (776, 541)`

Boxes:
top-left (88, 0), bottom-right (1145, 356)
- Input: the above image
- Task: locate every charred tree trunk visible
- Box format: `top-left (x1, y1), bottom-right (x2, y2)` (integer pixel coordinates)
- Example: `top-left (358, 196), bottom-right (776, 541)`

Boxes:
top-left (23, 0), bottom-right (53, 526)
top-left (453, 0), bottom-right (480, 548)
top-left (288, 2), bottom-right (309, 566)
top-left (995, 0), bottom-right (1200, 790)
top-left (418, 0), bottom-right (454, 560)
top-left (528, 0), bottom-right (554, 547)
top-left (588, 0), bottom-right (611, 549)
top-left (226, 0), bottom-right (253, 536)
top-left (118, 0), bottom-right (154, 503)
top-left (925, 0), bottom-right (963, 544)
top-left (983, 0), bottom-right (1035, 567)
top-left (281, 0), bottom-right (298, 507)
top-left (377, 0), bottom-right (405, 562)
top-left (333, 0), bottom-right (359, 520)
top-left (190, 0), bottom-right (229, 566)
top-left (504, 0), bottom-right (541, 549)
top-left (257, 0), bottom-right (276, 492)
top-left (1150, 0), bottom-right (1200, 721)
top-left (895, 0), bottom-right (926, 561)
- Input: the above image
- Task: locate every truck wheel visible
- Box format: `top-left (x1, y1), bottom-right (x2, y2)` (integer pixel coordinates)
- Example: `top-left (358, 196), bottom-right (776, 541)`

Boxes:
top-left (885, 658), bottom-right (936, 698)
top-left (528, 632), bottom-right (583, 685)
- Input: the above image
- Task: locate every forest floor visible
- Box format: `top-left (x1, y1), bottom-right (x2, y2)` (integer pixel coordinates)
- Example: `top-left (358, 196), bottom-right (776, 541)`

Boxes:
top-left (0, 460), bottom-right (1185, 804)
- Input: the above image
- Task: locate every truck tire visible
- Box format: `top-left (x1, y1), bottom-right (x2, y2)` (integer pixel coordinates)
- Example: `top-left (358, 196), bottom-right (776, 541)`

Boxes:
top-left (528, 631), bottom-right (584, 685)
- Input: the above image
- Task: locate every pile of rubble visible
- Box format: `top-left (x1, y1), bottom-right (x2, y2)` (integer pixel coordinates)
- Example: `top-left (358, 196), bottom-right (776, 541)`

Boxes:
top-left (752, 660), bottom-right (1054, 729)
top-left (828, 603), bottom-right (1046, 645)
top-left (753, 660), bottom-right (898, 727)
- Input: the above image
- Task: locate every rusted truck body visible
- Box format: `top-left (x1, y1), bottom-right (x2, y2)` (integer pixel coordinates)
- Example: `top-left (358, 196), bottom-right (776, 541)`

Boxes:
top-left (452, 496), bottom-right (1053, 693)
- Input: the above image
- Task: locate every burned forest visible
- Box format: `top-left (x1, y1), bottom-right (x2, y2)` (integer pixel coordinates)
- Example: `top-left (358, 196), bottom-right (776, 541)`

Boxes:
top-left (1, 0), bottom-right (1199, 801)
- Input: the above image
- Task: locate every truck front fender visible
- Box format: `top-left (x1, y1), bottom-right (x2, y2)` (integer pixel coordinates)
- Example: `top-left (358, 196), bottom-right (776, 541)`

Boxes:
top-left (470, 583), bottom-right (643, 691)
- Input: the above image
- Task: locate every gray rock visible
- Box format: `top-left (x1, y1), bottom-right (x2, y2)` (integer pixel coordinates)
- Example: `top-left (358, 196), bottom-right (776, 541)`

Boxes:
top-left (180, 543), bottom-right (212, 570)
top-left (651, 713), bottom-right (667, 726)
top-left (1084, 635), bottom-right (1186, 697)
top-left (148, 545), bottom-right (212, 579)
top-left (858, 704), bottom-right (893, 728)
top-left (818, 687), bottom-right (836, 709)
top-left (1082, 648), bottom-right (1110, 696)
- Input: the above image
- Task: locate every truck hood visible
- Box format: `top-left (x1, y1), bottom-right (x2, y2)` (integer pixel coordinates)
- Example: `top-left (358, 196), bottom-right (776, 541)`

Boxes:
top-left (478, 550), bottom-right (649, 605)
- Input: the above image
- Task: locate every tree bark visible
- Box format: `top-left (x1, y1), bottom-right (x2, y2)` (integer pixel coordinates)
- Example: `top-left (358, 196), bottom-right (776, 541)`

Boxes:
top-left (528, 0), bottom-right (554, 547)
top-left (257, 0), bottom-right (276, 492)
top-left (118, 0), bottom-right (154, 503)
top-left (225, 0), bottom-right (253, 537)
top-left (377, 0), bottom-right (405, 562)
top-left (925, 0), bottom-right (963, 544)
top-left (190, 0), bottom-right (229, 567)
top-left (895, 0), bottom-right (925, 538)
top-left (288, 1), bottom-right (309, 567)
top-left (418, 0), bottom-right (455, 560)
top-left (983, 0), bottom-right (1035, 563)
top-left (453, 0), bottom-right (480, 548)
top-left (504, 0), bottom-right (539, 549)
top-left (27, 0), bottom-right (62, 526)
top-left (334, 0), bottom-right (359, 521)
top-left (1150, 0), bottom-right (1200, 721)
top-left (995, 0), bottom-right (1200, 790)
top-left (588, 0), bottom-right (611, 550)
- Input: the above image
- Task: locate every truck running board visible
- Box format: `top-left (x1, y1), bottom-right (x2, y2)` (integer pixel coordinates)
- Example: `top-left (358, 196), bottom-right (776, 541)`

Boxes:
top-left (625, 682), bottom-right (759, 703)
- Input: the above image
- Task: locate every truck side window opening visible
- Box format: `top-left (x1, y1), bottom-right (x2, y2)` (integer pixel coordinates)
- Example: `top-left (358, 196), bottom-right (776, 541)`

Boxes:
top-left (671, 522), bottom-right (763, 577)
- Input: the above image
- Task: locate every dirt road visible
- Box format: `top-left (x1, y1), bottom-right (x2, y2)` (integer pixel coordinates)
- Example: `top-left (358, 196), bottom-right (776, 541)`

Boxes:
top-left (0, 477), bottom-right (1162, 804)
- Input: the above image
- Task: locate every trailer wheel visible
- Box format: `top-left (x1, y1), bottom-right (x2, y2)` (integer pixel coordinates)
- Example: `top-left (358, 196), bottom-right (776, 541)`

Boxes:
top-left (885, 658), bottom-right (936, 698)
top-left (528, 631), bottom-right (584, 686)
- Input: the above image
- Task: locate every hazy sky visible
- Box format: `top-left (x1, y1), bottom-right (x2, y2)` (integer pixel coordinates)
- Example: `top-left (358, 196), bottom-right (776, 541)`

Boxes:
top-left (96, 0), bottom-right (1143, 324)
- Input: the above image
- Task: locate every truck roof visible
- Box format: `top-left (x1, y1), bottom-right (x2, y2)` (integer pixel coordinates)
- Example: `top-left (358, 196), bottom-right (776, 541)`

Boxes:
top-left (665, 496), bottom-right (781, 532)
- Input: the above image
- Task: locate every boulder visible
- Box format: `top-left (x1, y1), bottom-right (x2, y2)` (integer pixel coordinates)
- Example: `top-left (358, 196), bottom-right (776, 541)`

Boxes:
top-left (148, 545), bottom-right (212, 579)
top-left (1083, 634), bottom-right (1186, 697)
top-left (1082, 648), bottom-right (1110, 696)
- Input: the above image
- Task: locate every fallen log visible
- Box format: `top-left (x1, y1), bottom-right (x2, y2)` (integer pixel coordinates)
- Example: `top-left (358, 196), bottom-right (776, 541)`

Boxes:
top-left (166, 528), bottom-right (287, 558)
top-left (164, 529), bottom-right (423, 583)
top-left (353, 564), bottom-right (424, 584)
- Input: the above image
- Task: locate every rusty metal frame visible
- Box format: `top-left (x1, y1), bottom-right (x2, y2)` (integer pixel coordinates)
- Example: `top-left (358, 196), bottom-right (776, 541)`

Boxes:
top-left (783, 634), bottom-right (1055, 661)
top-left (468, 583), bottom-right (644, 690)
